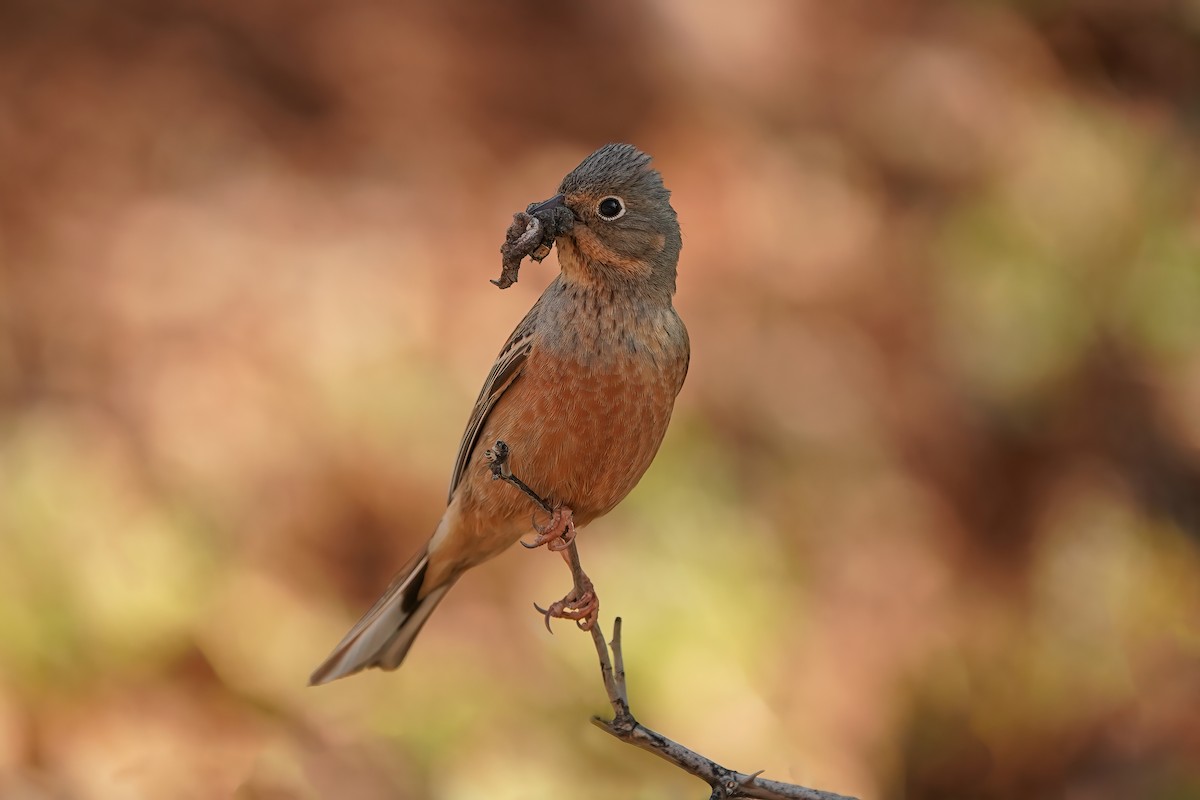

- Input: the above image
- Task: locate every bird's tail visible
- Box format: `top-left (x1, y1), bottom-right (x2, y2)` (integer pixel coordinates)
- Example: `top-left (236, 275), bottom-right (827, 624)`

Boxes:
top-left (309, 550), bottom-right (453, 686)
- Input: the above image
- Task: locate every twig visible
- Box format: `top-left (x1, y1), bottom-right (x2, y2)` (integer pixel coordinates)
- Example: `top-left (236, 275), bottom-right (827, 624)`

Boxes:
top-left (485, 439), bottom-right (859, 800)
top-left (585, 612), bottom-right (857, 800)
top-left (484, 440), bottom-right (553, 514)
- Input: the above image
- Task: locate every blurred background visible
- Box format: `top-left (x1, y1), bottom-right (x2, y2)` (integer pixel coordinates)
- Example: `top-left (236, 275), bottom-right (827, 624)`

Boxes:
top-left (2, 1), bottom-right (1199, 798)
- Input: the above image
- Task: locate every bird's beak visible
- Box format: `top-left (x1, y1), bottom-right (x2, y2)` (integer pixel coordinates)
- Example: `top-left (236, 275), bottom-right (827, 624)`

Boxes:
top-left (526, 193), bottom-right (566, 215)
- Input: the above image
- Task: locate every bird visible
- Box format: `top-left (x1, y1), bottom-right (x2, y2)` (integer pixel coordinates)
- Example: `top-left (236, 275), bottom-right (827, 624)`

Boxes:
top-left (309, 143), bottom-right (689, 685)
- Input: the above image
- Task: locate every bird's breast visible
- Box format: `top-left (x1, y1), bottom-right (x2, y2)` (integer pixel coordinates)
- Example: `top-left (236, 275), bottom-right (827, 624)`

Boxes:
top-left (468, 302), bottom-right (687, 530)
top-left (520, 346), bottom-right (678, 519)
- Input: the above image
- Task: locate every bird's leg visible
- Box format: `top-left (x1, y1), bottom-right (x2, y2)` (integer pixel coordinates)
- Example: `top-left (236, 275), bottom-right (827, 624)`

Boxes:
top-left (484, 440), bottom-right (599, 631)
top-left (534, 549), bottom-right (598, 632)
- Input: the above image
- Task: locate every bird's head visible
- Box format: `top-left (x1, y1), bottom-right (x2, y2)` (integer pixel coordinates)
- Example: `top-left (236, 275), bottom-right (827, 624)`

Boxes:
top-left (528, 144), bottom-right (681, 296)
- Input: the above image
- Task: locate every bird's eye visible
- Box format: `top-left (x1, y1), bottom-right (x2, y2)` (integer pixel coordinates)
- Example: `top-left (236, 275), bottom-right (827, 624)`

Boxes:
top-left (597, 196), bottom-right (626, 221)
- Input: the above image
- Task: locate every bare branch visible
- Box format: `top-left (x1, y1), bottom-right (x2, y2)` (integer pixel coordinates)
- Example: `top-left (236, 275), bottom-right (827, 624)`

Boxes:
top-left (584, 610), bottom-right (858, 800)
top-left (487, 439), bottom-right (859, 800)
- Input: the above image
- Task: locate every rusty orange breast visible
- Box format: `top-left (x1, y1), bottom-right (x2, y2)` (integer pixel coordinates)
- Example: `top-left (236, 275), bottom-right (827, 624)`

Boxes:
top-left (513, 347), bottom-right (680, 522)
top-left (456, 290), bottom-right (689, 534)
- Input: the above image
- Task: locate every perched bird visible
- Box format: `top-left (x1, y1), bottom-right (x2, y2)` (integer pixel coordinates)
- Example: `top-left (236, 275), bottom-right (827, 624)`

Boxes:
top-left (310, 144), bottom-right (689, 685)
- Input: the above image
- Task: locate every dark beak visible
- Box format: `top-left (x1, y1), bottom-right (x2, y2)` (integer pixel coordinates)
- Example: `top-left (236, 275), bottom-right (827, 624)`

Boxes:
top-left (526, 193), bottom-right (565, 215)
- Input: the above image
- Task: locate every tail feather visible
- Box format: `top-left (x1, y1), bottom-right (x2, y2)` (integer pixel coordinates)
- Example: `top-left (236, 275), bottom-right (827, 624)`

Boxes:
top-left (309, 551), bottom-right (453, 686)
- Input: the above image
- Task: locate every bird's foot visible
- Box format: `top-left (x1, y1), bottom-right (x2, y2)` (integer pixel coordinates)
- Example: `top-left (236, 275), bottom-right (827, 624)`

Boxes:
top-left (520, 505), bottom-right (576, 552)
top-left (534, 567), bottom-right (599, 632)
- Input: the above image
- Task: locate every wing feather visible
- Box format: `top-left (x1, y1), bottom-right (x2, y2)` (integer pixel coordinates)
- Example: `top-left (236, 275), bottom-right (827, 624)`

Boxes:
top-left (447, 317), bottom-right (538, 502)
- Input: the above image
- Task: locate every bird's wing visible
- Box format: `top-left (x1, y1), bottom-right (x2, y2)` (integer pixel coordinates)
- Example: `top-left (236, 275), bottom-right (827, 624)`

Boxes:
top-left (447, 313), bottom-right (538, 503)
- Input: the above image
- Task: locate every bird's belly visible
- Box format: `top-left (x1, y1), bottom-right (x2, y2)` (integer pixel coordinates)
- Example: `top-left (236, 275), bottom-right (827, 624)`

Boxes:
top-left (476, 351), bottom-right (678, 526)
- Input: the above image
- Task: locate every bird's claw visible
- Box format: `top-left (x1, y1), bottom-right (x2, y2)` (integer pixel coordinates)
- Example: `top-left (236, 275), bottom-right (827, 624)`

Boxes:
top-left (533, 582), bottom-right (599, 633)
top-left (519, 505), bottom-right (575, 550)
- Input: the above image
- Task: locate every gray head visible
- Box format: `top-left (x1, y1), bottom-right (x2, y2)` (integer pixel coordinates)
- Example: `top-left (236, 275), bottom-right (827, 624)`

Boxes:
top-left (528, 144), bottom-right (681, 297)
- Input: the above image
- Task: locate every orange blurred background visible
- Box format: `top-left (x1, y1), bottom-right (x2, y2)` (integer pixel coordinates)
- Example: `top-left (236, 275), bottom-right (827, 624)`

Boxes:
top-left (2, 1), bottom-right (1199, 798)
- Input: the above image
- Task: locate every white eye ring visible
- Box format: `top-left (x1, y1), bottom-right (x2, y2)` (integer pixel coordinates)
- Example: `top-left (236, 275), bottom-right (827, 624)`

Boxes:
top-left (597, 196), bottom-right (626, 221)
